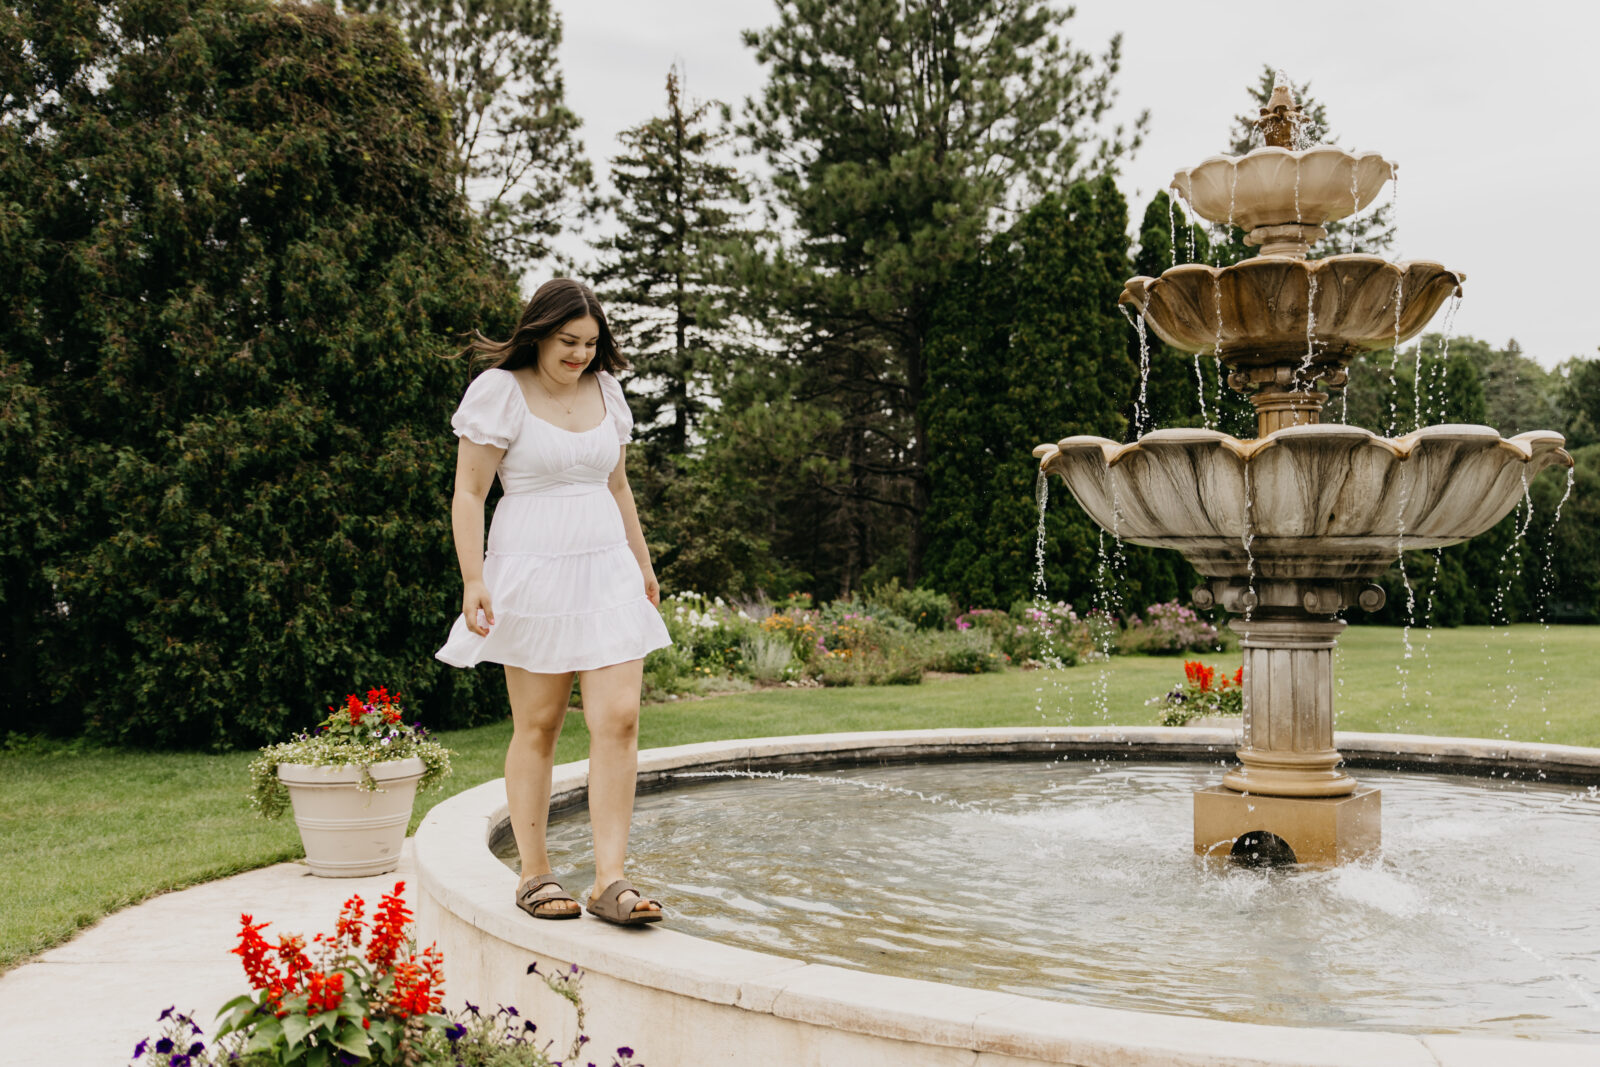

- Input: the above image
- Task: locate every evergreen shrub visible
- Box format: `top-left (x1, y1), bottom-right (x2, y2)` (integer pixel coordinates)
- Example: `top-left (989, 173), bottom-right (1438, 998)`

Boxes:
top-left (1, 2), bottom-right (518, 746)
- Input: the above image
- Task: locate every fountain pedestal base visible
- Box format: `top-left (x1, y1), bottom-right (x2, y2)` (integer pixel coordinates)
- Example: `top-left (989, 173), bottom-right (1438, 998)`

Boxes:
top-left (1193, 785), bottom-right (1381, 867)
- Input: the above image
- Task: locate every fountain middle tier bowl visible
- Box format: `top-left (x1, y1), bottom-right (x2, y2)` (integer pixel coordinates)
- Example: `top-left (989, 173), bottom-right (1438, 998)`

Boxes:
top-left (1120, 255), bottom-right (1463, 367)
top-left (1033, 424), bottom-right (1572, 580)
top-left (1171, 145), bottom-right (1395, 231)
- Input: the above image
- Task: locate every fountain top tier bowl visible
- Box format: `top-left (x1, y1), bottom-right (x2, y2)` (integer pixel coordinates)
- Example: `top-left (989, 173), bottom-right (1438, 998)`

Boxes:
top-left (1171, 144), bottom-right (1395, 243)
top-left (1171, 81), bottom-right (1396, 258)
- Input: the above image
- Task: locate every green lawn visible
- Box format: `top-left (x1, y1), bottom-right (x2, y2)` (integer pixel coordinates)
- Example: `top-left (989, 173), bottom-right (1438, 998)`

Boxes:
top-left (2, 623), bottom-right (1595, 972)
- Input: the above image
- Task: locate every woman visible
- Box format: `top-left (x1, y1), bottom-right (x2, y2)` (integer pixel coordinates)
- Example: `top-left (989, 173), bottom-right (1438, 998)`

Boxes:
top-left (436, 279), bottom-right (673, 925)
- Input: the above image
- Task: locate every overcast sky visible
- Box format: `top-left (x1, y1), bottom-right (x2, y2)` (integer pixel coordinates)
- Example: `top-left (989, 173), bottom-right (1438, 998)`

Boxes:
top-left (557, 0), bottom-right (1598, 370)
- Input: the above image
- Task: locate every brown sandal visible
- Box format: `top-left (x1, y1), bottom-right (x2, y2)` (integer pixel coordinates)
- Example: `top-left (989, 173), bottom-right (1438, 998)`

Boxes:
top-left (516, 874), bottom-right (580, 920)
top-left (585, 878), bottom-right (663, 926)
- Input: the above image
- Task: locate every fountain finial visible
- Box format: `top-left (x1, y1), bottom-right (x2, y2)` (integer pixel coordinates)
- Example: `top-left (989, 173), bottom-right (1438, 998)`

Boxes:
top-left (1256, 82), bottom-right (1303, 149)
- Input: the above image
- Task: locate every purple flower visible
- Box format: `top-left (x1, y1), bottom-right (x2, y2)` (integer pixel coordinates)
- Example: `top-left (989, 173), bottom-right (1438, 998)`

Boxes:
top-left (159, 1007), bottom-right (175, 1022)
top-left (188, 1041), bottom-right (205, 1055)
top-left (155, 1038), bottom-right (175, 1054)
top-left (618, 1047), bottom-right (635, 1058)
top-left (133, 1040), bottom-right (148, 1058)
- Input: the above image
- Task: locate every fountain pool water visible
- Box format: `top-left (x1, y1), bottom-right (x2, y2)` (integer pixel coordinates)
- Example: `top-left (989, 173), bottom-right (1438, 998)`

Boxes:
top-left (504, 759), bottom-right (1600, 1039)
top-left (418, 730), bottom-right (1600, 1066)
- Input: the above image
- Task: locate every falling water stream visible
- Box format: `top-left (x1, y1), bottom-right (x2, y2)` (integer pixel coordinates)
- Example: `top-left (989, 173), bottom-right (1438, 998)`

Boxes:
top-left (1386, 278), bottom-right (1406, 437)
top-left (1121, 304), bottom-right (1153, 437)
top-left (1167, 194), bottom-right (1178, 270)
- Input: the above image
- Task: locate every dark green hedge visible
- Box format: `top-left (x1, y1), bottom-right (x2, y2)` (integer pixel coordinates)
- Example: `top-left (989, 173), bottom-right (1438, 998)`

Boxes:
top-left (1, 1), bottom-right (519, 747)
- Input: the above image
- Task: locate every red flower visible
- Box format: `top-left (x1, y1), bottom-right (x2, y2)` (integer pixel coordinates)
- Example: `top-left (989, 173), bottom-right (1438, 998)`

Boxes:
top-left (345, 694), bottom-right (365, 724)
top-left (1183, 660), bottom-right (1215, 692)
top-left (1234, 666), bottom-right (1244, 686)
top-left (388, 945), bottom-right (444, 1019)
top-left (233, 916), bottom-right (283, 996)
top-left (333, 894), bottom-right (366, 951)
top-left (366, 883), bottom-right (411, 972)
top-left (304, 970), bottom-right (345, 1014)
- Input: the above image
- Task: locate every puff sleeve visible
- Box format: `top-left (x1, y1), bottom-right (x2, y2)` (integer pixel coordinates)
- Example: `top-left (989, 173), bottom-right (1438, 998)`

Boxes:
top-left (598, 370), bottom-right (633, 446)
top-left (451, 368), bottom-right (524, 449)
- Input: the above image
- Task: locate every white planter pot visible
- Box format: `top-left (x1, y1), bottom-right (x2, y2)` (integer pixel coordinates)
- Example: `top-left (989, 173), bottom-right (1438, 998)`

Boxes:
top-left (278, 756), bottom-right (426, 878)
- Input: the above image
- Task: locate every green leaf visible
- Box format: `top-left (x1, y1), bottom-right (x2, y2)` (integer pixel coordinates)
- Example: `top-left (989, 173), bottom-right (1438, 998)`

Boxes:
top-left (280, 1011), bottom-right (313, 1049)
top-left (329, 1021), bottom-right (370, 1057)
top-left (242, 1017), bottom-right (285, 1054)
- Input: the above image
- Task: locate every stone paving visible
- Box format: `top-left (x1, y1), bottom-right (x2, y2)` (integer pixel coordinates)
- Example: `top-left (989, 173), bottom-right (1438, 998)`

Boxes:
top-left (0, 843), bottom-right (417, 1065)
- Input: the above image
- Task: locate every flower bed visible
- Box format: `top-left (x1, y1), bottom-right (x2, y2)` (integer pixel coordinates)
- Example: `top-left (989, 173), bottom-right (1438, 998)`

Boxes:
top-left (638, 586), bottom-right (1230, 700)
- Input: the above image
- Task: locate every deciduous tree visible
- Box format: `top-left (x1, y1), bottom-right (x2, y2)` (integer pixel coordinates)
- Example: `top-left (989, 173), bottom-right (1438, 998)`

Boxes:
top-left (350, 0), bottom-right (593, 274)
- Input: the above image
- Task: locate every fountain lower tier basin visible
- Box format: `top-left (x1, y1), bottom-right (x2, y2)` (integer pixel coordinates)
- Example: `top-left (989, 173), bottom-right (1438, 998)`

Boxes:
top-left (1033, 423), bottom-right (1572, 579)
top-left (416, 729), bottom-right (1600, 1067)
top-left (1120, 255), bottom-right (1462, 368)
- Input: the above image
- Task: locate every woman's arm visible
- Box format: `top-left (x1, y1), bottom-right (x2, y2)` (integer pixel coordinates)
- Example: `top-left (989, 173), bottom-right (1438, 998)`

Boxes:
top-left (608, 446), bottom-right (660, 607)
top-left (452, 437), bottom-right (505, 635)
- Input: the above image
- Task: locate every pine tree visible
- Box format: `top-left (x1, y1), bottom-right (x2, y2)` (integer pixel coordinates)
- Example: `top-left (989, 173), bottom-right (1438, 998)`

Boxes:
top-left (592, 66), bottom-right (752, 463)
top-left (350, 0), bottom-right (594, 274)
top-left (590, 66), bottom-right (796, 596)
top-left (741, 0), bottom-right (1142, 587)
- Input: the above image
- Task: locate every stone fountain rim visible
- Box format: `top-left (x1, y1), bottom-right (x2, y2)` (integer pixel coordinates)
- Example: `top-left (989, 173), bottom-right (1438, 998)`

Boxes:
top-left (1174, 142), bottom-right (1396, 178)
top-left (1120, 253), bottom-right (1465, 308)
top-left (415, 727), bottom-right (1600, 1067)
top-left (1032, 422), bottom-right (1573, 470)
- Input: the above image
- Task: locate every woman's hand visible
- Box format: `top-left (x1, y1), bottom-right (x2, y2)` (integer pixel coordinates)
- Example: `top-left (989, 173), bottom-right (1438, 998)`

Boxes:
top-left (642, 569), bottom-right (661, 608)
top-left (463, 579), bottom-right (495, 636)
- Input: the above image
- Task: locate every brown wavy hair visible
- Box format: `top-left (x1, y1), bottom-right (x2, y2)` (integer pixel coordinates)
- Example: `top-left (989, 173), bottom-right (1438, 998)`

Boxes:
top-left (457, 278), bottom-right (627, 375)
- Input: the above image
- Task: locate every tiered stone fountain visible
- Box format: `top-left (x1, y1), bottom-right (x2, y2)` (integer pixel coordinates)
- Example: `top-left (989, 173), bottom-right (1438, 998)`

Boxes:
top-left (1034, 85), bottom-right (1574, 865)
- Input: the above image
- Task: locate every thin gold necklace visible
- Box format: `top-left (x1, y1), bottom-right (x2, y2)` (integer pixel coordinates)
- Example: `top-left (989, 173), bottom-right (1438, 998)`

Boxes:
top-left (535, 370), bottom-right (581, 415)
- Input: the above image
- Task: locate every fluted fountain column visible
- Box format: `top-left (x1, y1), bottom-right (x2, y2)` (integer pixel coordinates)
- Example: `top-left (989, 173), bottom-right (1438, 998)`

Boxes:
top-left (1226, 616), bottom-right (1354, 797)
top-left (1190, 579), bottom-right (1381, 865)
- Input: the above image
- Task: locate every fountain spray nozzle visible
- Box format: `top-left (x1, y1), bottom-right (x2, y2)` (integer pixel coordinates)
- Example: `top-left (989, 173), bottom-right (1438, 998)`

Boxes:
top-left (1257, 82), bottom-right (1303, 149)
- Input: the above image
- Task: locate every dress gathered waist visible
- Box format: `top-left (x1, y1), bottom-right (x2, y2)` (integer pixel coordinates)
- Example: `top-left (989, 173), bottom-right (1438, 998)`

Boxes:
top-left (501, 481), bottom-right (611, 499)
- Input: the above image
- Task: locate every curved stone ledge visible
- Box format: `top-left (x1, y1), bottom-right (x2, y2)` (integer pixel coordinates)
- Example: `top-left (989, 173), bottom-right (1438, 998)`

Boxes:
top-left (1033, 424), bottom-right (1573, 580)
top-left (415, 728), bottom-right (1600, 1067)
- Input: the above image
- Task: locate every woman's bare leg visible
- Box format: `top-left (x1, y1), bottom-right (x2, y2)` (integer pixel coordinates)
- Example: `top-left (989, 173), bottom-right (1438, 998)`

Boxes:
top-left (503, 665), bottom-right (580, 916)
top-left (577, 657), bottom-right (658, 915)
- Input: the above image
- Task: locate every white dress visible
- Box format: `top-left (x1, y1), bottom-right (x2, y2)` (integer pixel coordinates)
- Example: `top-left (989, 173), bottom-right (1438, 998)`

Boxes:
top-left (434, 367), bottom-right (673, 674)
